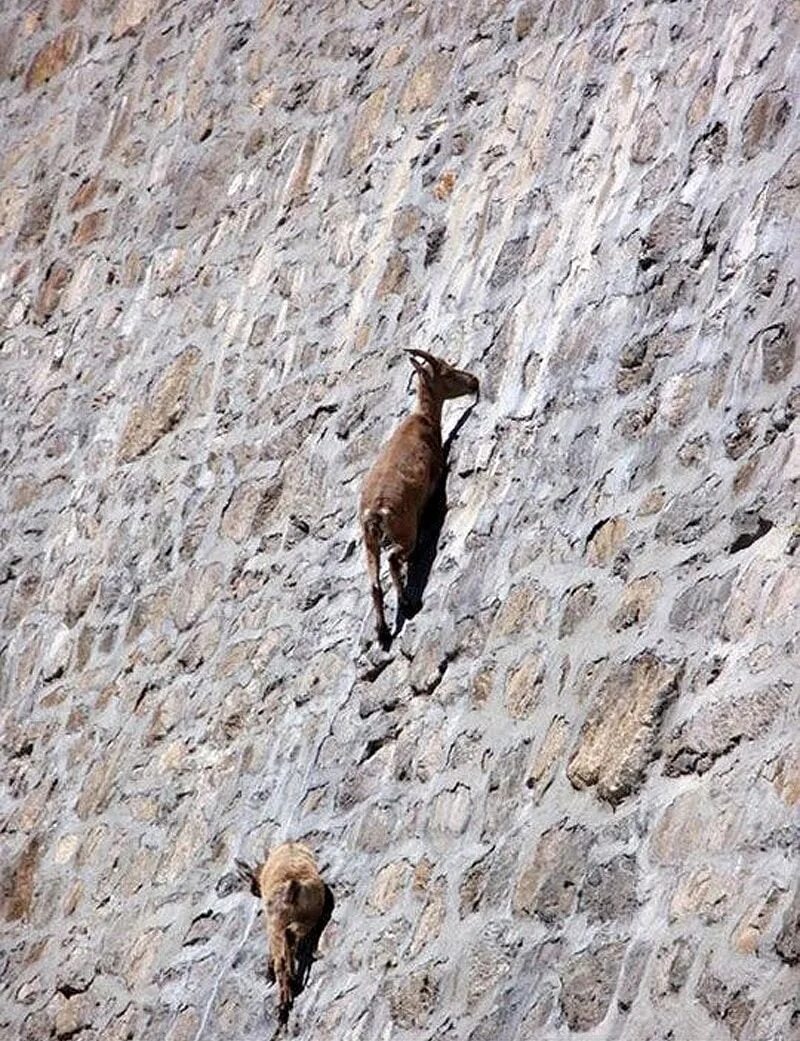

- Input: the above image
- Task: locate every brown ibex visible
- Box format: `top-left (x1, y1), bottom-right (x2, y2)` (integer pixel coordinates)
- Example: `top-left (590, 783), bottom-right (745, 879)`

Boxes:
top-left (359, 348), bottom-right (479, 648)
top-left (236, 842), bottom-right (334, 1026)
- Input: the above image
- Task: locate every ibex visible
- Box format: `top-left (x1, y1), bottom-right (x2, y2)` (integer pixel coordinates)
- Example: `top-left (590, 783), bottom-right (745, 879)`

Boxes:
top-left (360, 348), bottom-right (479, 648)
top-left (236, 842), bottom-right (334, 1027)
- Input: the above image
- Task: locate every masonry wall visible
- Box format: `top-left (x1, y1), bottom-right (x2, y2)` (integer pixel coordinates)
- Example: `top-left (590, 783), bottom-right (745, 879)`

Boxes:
top-left (1, 1), bottom-right (798, 1039)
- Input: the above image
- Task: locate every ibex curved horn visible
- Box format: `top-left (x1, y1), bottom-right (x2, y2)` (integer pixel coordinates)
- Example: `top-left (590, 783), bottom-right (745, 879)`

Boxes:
top-left (403, 348), bottom-right (438, 366)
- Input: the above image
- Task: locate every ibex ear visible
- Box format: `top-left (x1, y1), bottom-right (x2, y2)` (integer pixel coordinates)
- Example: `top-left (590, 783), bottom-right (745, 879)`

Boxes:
top-left (235, 859), bottom-right (262, 897)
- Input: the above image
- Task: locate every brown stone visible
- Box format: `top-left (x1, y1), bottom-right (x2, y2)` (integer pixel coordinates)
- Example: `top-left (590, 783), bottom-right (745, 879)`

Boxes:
top-left (775, 884), bottom-right (800, 964)
top-left (15, 191), bottom-right (55, 249)
top-left (731, 887), bottom-right (782, 955)
top-left (663, 683), bottom-right (787, 776)
top-left (70, 210), bottom-right (106, 247)
top-left (696, 963), bottom-right (754, 1039)
top-left (560, 940), bottom-right (627, 1031)
top-left (34, 262), bottom-right (72, 319)
top-left (742, 90), bottom-right (791, 159)
top-left (408, 880), bottom-right (445, 956)
top-left (759, 323), bottom-right (795, 383)
top-left (388, 965), bottom-right (439, 1027)
top-left (25, 29), bottom-right (82, 91)
top-left (2, 835), bottom-right (41, 922)
top-left (567, 651), bottom-right (683, 804)
top-left (68, 176), bottom-right (101, 212)
top-left (631, 103), bottom-right (663, 163)
top-left (687, 79), bottom-right (714, 127)
top-left (375, 251), bottom-right (409, 298)
top-left (117, 347), bottom-right (201, 462)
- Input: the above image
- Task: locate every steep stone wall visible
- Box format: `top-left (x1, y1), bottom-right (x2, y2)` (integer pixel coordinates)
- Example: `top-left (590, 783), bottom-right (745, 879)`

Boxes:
top-left (1, 1), bottom-right (798, 1039)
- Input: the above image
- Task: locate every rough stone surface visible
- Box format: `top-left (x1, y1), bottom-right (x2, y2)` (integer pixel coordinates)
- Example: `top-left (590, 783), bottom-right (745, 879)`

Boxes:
top-left (1, 2), bottom-right (798, 1040)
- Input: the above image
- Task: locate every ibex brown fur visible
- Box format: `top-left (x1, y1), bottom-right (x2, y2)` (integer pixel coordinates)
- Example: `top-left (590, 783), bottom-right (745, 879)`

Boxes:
top-left (236, 842), bottom-right (334, 1026)
top-left (360, 348), bottom-right (479, 648)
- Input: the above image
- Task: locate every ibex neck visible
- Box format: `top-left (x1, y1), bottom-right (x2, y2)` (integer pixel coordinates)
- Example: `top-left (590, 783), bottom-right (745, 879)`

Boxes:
top-left (414, 381), bottom-right (443, 430)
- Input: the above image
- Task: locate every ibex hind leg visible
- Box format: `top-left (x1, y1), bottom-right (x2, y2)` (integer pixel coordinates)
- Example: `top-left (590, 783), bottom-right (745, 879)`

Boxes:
top-left (363, 514), bottom-right (391, 649)
top-left (388, 532), bottom-right (420, 618)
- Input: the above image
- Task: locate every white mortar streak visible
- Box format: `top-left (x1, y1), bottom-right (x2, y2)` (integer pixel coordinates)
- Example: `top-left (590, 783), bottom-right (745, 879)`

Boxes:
top-left (191, 899), bottom-right (259, 1041)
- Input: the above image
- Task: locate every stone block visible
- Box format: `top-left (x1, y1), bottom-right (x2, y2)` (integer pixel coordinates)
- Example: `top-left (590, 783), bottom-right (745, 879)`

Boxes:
top-left (567, 651), bottom-right (683, 804)
top-left (117, 348), bottom-right (201, 462)
top-left (25, 29), bottom-right (82, 90)
top-left (513, 822), bottom-right (591, 922)
top-left (560, 940), bottom-right (627, 1032)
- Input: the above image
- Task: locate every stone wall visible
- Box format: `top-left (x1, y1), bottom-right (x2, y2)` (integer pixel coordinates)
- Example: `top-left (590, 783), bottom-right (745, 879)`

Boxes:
top-left (1, 1), bottom-right (798, 1039)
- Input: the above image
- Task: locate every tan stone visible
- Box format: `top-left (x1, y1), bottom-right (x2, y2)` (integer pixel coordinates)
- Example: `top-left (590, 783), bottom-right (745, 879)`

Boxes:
top-left (491, 581), bottom-right (550, 638)
top-left (525, 715), bottom-right (569, 799)
top-left (118, 347), bottom-right (201, 462)
top-left (586, 516), bottom-right (627, 564)
top-left (567, 651), bottom-right (683, 804)
top-left (505, 653), bottom-right (545, 719)
top-left (432, 170), bottom-right (457, 201)
top-left (348, 87), bottom-right (387, 166)
top-left (669, 868), bottom-right (733, 923)
top-left (687, 80), bottom-right (714, 127)
top-left (219, 477), bottom-right (283, 542)
top-left (55, 993), bottom-right (92, 1038)
top-left (731, 888), bottom-right (782, 955)
top-left (638, 486), bottom-right (666, 515)
top-left (112, 0), bottom-right (154, 39)
top-left (399, 52), bottom-right (451, 113)
top-left (611, 574), bottom-right (661, 631)
top-left (770, 750), bottom-right (800, 806)
top-left (25, 29), bottom-right (82, 91)
top-left (408, 883), bottom-right (445, 956)
top-left (54, 835), bottom-right (80, 864)
top-left (368, 861), bottom-right (411, 913)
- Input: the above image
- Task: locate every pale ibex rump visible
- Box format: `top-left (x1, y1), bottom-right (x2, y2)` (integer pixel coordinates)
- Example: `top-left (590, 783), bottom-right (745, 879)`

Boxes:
top-left (236, 842), bottom-right (334, 1026)
top-left (360, 348), bottom-right (479, 648)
